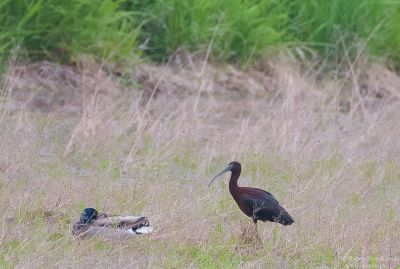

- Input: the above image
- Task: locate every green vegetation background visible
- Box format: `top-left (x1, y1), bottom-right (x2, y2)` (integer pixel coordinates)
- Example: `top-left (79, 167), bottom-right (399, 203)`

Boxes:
top-left (1, 0), bottom-right (400, 65)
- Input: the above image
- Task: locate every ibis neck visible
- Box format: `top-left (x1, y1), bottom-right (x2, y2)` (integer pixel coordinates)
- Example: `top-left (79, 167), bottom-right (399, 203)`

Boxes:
top-left (228, 170), bottom-right (240, 195)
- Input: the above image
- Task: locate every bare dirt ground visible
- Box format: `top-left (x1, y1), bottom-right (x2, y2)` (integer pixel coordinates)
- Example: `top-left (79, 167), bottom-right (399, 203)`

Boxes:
top-left (1, 55), bottom-right (400, 268)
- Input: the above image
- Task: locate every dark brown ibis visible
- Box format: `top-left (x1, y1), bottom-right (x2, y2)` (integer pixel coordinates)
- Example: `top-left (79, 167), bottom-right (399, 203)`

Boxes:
top-left (208, 161), bottom-right (293, 239)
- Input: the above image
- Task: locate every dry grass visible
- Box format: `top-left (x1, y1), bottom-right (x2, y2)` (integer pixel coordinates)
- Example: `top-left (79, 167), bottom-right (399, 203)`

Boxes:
top-left (1, 55), bottom-right (400, 268)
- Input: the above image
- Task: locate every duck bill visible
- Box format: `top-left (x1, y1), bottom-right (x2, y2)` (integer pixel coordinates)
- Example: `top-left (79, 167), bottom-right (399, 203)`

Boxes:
top-left (208, 166), bottom-right (231, 187)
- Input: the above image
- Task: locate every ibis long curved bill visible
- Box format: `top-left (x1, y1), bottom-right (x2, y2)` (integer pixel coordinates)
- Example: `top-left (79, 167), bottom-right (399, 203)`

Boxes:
top-left (208, 164), bottom-right (233, 187)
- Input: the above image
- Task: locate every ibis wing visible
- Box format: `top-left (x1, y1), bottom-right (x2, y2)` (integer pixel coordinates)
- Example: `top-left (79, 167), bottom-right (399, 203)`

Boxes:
top-left (241, 189), bottom-right (294, 225)
top-left (242, 191), bottom-right (279, 217)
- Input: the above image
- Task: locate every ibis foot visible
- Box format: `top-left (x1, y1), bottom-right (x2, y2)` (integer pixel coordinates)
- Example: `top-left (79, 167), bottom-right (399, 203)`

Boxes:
top-left (240, 221), bottom-right (263, 245)
top-left (253, 222), bottom-right (263, 245)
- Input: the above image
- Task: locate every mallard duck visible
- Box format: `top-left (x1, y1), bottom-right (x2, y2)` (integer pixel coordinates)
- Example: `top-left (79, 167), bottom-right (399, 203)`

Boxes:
top-left (72, 208), bottom-right (153, 238)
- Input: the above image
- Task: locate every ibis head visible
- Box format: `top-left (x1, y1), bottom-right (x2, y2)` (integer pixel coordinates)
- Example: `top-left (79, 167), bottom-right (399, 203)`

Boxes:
top-left (208, 161), bottom-right (241, 187)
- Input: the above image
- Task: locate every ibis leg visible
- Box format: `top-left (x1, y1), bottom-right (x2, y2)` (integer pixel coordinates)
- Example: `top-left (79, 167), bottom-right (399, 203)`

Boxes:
top-left (253, 221), bottom-right (262, 243)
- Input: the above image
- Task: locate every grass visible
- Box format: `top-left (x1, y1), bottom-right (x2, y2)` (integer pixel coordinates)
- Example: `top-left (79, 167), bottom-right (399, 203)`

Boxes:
top-left (125, 0), bottom-right (287, 63)
top-left (1, 54), bottom-right (400, 268)
top-left (1, 1), bottom-right (400, 67)
top-left (128, 0), bottom-right (400, 64)
top-left (286, 0), bottom-right (400, 64)
top-left (0, 0), bottom-right (139, 63)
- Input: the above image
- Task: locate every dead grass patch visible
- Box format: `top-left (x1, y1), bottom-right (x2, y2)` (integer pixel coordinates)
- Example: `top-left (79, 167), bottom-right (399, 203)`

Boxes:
top-left (1, 56), bottom-right (400, 268)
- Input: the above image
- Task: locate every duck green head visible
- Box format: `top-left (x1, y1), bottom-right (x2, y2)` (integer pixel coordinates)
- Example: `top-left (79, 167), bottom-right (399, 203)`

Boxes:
top-left (80, 208), bottom-right (98, 224)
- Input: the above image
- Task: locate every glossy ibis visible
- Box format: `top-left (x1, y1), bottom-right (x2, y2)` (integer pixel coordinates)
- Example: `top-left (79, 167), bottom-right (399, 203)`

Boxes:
top-left (72, 208), bottom-right (153, 238)
top-left (209, 161), bottom-right (293, 239)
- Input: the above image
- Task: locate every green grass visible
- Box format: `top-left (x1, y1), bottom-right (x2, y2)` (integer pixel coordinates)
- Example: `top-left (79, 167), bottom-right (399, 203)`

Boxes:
top-left (126, 0), bottom-right (400, 65)
top-left (286, 0), bottom-right (400, 63)
top-left (0, 0), bottom-right (139, 63)
top-left (124, 0), bottom-right (287, 63)
top-left (1, 0), bottom-right (400, 66)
